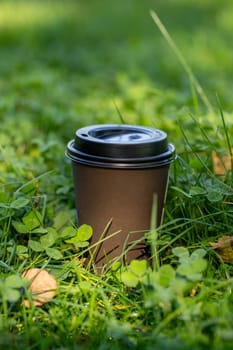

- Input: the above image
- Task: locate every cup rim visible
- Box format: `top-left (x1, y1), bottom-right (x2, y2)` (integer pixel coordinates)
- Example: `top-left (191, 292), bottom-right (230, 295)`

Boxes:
top-left (66, 140), bottom-right (176, 169)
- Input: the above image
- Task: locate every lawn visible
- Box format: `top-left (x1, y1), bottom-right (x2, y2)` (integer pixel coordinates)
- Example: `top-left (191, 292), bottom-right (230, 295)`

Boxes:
top-left (0, 0), bottom-right (233, 349)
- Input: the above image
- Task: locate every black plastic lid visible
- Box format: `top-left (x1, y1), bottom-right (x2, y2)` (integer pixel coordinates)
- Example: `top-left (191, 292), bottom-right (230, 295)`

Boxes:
top-left (66, 124), bottom-right (176, 169)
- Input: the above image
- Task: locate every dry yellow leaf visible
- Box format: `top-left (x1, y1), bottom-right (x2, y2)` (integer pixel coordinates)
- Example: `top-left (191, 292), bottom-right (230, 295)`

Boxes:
top-left (212, 150), bottom-right (232, 175)
top-left (209, 236), bottom-right (233, 264)
top-left (22, 268), bottom-right (58, 307)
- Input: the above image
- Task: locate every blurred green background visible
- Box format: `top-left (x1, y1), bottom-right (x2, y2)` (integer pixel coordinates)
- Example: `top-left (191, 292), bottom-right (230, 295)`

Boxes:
top-left (1, 2), bottom-right (233, 348)
top-left (0, 0), bottom-right (233, 146)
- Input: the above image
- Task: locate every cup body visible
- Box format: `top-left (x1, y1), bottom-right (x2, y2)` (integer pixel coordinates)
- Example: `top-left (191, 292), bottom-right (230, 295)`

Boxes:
top-left (66, 124), bottom-right (175, 271)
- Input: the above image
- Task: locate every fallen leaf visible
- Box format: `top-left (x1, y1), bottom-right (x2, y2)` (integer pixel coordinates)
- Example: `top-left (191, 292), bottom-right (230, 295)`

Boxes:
top-left (209, 236), bottom-right (233, 263)
top-left (22, 268), bottom-right (58, 307)
top-left (212, 150), bottom-right (232, 175)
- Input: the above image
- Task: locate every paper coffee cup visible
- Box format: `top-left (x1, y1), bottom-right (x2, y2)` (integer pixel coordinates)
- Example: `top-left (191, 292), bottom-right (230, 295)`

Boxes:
top-left (66, 124), bottom-right (175, 271)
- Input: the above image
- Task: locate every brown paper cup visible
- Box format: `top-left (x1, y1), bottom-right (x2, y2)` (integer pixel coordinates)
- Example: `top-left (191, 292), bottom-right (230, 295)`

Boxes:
top-left (66, 124), bottom-right (175, 272)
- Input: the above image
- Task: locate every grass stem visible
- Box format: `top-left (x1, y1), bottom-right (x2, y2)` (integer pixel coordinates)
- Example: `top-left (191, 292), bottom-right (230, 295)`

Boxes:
top-left (150, 10), bottom-right (213, 113)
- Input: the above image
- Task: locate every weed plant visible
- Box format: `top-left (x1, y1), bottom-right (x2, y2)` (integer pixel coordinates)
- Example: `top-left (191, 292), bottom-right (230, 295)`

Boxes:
top-left (0, 1), bottom-right (233, 349)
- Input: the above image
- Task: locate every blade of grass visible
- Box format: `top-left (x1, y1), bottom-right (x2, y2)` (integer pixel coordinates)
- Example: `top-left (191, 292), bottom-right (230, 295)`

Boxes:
top-left (216, 94), bottom-right (233, 184)
top-left (86, 219), bottom-right (122, 272)
top-left (150, 10), bottom-right (213, 114)
top-left (149, 193), bottom-right (160, 271)
top-left (113, 100), bottom-right (126, 124)
top-left (14, 170), bottom-right (55, 194)
top-left (188, 112), bottom-right (215, 147)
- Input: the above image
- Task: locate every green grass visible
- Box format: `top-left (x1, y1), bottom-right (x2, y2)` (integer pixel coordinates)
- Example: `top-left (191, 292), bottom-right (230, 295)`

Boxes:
top-left (0, 0), bottom-right (233, 349)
